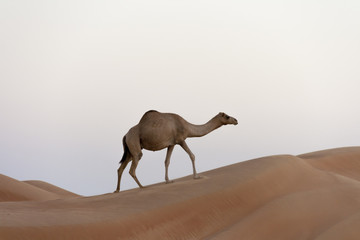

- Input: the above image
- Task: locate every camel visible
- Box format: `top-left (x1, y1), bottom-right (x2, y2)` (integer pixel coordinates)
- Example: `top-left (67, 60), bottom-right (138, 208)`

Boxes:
top-left (114, 110), bottom-right (238, 192)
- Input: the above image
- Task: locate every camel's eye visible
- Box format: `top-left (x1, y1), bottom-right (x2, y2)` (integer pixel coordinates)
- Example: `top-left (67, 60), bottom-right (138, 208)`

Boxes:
top-left (226, 115), bottom-right (230, 119)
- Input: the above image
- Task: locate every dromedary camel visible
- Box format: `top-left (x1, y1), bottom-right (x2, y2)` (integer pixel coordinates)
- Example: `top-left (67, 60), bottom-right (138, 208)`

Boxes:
top-left (114, 110), bottom-right (238, 192)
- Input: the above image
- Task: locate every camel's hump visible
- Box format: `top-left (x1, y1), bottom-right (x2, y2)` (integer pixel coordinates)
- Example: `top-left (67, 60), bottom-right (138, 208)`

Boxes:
top-left (145, 110), bottom-right (159, 114)
top-left (139, 110), bottom-right (160, 122)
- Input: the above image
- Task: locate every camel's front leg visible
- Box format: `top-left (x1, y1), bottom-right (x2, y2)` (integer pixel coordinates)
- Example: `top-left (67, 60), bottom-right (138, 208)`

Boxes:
top-left (165, 145), bottom-right (175, 183)
top-left (179, 141), bottom-right (200, 179)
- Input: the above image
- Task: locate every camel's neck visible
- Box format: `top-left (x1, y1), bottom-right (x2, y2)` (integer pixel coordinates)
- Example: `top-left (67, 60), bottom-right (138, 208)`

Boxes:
top-left (186, 116), bottom-right (223, 138)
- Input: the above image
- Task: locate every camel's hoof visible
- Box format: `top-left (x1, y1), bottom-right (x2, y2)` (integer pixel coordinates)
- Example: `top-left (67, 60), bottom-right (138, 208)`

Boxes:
top-left (166, 180), bottom-right (174, 184)
top-left (114, 190), bottom-right (119, 193)
top-left (193, 175), bottom-right (201, 180)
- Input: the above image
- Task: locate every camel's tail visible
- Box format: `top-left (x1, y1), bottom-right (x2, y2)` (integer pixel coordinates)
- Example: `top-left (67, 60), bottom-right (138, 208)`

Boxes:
top-left (119, 136), bottom-right (130, 164)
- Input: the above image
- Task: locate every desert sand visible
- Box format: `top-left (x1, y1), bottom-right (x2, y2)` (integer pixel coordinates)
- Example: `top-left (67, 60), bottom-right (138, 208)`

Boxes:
top-left (1, 147), bottom-right (360, 240)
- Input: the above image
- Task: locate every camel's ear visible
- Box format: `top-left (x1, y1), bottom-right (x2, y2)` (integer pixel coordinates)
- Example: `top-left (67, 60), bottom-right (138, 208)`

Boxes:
top-left (219, 112), bottom-right (225, 117)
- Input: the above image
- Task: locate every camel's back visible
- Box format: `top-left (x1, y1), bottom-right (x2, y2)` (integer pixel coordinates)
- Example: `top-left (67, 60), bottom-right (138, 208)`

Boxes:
top-left (138, 111), bottom-right (187, 150)
top-left (139, 110), bottom-right (180, 123)
top-left (139, 110), bottom-right (161, 122)
top-left (139, 110), bottom-right (185, 131)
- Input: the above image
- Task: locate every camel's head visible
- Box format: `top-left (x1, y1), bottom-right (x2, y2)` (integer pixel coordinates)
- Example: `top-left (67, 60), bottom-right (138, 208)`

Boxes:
top-left (218, 112), bottom-right (238, 125)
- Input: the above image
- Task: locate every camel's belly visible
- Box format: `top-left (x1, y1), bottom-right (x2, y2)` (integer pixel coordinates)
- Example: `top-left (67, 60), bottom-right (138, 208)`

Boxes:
top-left (140, 133), bottom-right (177, 151)
top-left (139, 128), bottom-right (185, 151)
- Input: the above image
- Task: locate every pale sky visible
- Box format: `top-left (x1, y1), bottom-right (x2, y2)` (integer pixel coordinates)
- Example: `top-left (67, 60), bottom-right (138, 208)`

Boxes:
top-left (1, 0), bottom-right (360, 196)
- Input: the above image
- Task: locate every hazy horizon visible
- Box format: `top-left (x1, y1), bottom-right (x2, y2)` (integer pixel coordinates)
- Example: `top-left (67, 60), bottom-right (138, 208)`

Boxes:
top-left (1, 0), bottom-right (360, 196)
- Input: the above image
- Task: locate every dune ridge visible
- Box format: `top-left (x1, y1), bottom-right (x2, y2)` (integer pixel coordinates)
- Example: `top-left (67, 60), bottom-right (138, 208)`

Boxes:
top-left (24, 180), bottom-right (79, 198)
top-left (0, 175), bottom-right (79, 202)
top-left (1, 147), bottom-right (360, 239)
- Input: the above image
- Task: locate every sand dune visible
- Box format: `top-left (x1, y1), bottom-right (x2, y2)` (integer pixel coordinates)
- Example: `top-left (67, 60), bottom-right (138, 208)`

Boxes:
top-left (24, 180), bottom-right (79, 198)
top-left (300, 147), bottom-right (360, 181)
top-left (0, 175), bottom-right (79, 202)
top-left (1, 147), bottom-right (360, 239)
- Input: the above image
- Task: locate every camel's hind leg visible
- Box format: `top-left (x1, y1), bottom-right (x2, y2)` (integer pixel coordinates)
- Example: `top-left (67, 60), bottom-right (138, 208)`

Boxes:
top-left (114, 157), bottom-right (131, 193)
top-left (180, 141), bottom-right (200, 179)
top-left (165, 145), bottom-right (175, 183)
top-left (129, 152), bottom-right (144, 188)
